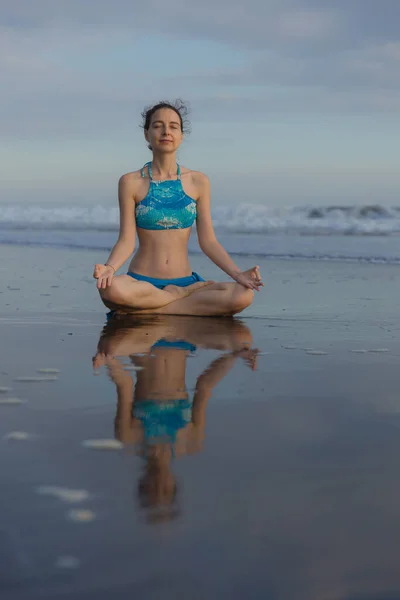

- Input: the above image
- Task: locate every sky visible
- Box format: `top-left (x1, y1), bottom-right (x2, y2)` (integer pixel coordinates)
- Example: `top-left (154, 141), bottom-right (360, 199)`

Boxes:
top-left (1, 0), bottom-right (400, 206)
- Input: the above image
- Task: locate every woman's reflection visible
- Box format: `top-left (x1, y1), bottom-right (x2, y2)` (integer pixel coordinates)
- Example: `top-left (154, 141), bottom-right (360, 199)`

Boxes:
top-left (93, 315), bottom-right (258, 522)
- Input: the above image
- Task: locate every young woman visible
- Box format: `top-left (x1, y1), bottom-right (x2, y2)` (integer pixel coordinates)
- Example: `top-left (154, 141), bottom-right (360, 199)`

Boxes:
top-left (93, 100), bottom-right (263, 316)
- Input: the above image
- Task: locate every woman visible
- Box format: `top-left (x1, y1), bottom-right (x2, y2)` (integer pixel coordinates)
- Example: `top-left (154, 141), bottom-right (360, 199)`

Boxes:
top-left (93, 100), bottom-right (263, 316)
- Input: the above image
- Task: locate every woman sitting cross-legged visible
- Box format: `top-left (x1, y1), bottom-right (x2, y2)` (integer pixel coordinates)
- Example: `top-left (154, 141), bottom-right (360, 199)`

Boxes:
top-left (93, 99), bottom-right (263, 317)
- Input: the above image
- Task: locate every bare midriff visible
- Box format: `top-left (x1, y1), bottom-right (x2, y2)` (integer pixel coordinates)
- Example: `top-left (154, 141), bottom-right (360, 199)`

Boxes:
top-left (128, 227), bottom-right (193, 279)
top-left (135, 351), bottom-right (189, 400)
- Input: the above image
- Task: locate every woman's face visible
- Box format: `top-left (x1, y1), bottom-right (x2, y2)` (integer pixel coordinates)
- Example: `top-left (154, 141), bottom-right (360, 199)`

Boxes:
top-left (145, 108), bottom-right (183, 153)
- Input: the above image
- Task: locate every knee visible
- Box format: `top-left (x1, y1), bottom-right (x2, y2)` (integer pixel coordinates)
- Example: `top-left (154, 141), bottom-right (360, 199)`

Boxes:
top-left (230, 286), bottom-right (254, 314)
top-left (99, 279), bottom-right (124, 305)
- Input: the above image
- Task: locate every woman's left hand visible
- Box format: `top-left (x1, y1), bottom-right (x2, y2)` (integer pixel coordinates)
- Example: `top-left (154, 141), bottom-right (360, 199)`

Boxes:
top-left (233, 266), bottom-right (263, 291)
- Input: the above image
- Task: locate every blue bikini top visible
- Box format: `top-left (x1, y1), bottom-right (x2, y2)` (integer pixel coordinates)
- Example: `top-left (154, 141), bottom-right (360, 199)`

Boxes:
top-left (133, 398), bottom-right (192, 445)
top-left (135, 162), bottom-right (197, 230)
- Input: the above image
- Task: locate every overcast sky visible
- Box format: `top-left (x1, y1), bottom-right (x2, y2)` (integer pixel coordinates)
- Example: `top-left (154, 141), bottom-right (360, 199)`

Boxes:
top-left (1, 0), bottom-right (400, 206)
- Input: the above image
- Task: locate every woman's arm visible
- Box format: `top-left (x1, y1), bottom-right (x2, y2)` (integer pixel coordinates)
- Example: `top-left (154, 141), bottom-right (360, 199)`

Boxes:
top-left (104, 174), bottom-right (137, 271)
top-left (93, 174), bottom-right (137, 288)
top-left (195, 173), bottom-right (241, 279)
top-left (195, 173), bottom-right (263, 291)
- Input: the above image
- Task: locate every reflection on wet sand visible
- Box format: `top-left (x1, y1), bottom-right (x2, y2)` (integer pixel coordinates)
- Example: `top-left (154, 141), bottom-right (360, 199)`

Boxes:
top-left (93, 315), bottom-right (258, 523)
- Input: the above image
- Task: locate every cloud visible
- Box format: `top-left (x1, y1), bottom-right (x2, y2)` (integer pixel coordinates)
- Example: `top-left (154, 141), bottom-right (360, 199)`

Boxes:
top-left (1, 0), bottom-right (400, 142)
top-left (275, 10), bottom-right (337, 40)
top-left (1, 0), bottom-right (399, 51)
top-left (0, 1), bottom-right (340, 50)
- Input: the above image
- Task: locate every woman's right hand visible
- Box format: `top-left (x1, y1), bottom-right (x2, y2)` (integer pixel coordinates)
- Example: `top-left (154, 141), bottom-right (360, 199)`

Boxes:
top-left (93, 264), bottom-right (115, 289)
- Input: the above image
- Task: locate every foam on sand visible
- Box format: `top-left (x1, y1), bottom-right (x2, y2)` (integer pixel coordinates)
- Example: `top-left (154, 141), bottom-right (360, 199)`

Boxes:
top-left (36, 486), bottom-right (90, 503)
top-left (368, 348), bottom-right (390, 353)
top-left (67, 509), bottom-right (96, 523)
top-left (82, 439), bottom-right (124, 450)
top-left (4, 431), bottom-right (34, 441)
top-left (0, 397), bottom-right (25, 405)
top-left (14, 376), bottom-right (58, 382)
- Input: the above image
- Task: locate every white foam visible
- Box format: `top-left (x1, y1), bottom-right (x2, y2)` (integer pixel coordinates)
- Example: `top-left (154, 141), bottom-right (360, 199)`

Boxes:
top-left (0, 397), bottom-right (25, 405)
top-left (4, 431), bottom-right (33, 440)
top-left (82, 439), bottom-right (124, 451)
top-left (36, 486), bottom-right (90, 503)
top-left (67, 509), bottom-right (96, 523)
top-left (368, 348), bottom-right (390, 353)
top-left (306, 350), bottom-right (328, 355)
top-left (2, 202), bottom-right (400, 236)
top-left (14, 376), bottom-right (58, 382)
top-left (37, 368), bottom-right (60, 374)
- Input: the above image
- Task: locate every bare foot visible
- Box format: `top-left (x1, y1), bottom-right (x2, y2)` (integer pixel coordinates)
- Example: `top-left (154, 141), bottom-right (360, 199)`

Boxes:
top-left (164, 280), bottom-right (214, 301)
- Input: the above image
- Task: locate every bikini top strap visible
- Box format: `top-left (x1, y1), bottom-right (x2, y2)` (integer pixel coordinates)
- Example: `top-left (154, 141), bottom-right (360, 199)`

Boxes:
top-left (143, 162), bottom-right (180, 181)
top-left (141, 162), bottom-right (152, 179)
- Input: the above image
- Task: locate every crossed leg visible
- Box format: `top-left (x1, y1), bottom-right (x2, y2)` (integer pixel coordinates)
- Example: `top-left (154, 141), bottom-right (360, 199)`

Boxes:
top-left (99, 274), bottom-right (213, 312)
top-left (99, 275), bottom-right (254, 317)
top-left (137, 282), bottom-right (255, 316)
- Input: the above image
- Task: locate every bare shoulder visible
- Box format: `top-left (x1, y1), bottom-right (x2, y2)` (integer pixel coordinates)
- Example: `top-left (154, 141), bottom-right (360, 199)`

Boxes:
top-left (181, 167), bottom-right (210, 190)
top-left (119, 169), bottom-right (144, 187)
top-left (118, 169), bottom-right (146, 199)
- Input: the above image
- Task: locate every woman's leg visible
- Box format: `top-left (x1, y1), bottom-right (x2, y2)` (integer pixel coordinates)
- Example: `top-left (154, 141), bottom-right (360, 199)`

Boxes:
top-left (99, 275), bottom-right (212, 311)
top-left (136, 283), bottom-right (255, 317)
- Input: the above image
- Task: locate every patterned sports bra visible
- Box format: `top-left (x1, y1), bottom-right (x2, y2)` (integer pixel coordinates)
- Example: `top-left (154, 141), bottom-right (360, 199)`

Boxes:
top-left (135, 162), bottom-right (197, 230)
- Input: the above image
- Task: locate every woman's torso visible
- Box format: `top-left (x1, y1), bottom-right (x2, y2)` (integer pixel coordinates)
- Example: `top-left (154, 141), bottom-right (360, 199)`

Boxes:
top-left (133, 347), bottom-right (189, 401)
top-left (128, 163), bottom-right (200, 278)
top-left (132, 346), bottom-right (192, 444)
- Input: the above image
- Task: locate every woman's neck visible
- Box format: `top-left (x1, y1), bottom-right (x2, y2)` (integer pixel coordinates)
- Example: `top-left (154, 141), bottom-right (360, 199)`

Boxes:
top-left (150, 154), bottom-right (178, 179)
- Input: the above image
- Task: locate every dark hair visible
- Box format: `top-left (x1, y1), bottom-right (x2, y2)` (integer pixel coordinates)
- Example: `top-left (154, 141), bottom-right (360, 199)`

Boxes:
top-left (141, 100), bottom-right (191, 150)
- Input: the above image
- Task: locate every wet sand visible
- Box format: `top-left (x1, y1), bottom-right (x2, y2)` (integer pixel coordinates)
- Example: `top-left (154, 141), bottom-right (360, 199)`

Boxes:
top-left (2, 245), bottom-right (400, 599)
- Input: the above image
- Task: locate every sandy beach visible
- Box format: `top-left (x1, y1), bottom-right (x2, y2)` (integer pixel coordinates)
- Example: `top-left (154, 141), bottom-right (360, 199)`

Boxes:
top-left (2, 244), bottom-right (400, 599)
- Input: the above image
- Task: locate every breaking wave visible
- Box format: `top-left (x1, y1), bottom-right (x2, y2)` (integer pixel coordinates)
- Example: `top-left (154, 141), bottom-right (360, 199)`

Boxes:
top-left (1, 203), bottom-right (400, 236)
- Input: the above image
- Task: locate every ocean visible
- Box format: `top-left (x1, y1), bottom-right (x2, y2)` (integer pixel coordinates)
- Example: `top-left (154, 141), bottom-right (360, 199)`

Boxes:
top-left (1, 202), bottom-right (400, 264)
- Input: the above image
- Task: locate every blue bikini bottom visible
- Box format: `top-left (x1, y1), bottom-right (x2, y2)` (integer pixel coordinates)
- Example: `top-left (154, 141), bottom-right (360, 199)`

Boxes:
top-left (152, 339), bottom-right (196, 353)
top-left (127, 271), bottom-right (205, 290)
